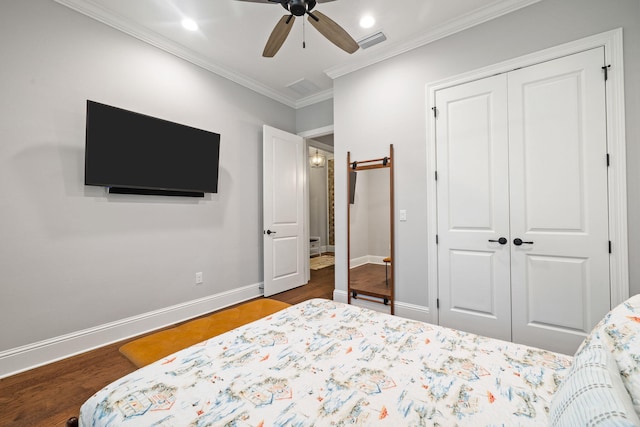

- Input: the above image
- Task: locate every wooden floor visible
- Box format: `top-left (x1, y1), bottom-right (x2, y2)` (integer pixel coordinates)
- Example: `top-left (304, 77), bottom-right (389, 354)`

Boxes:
top-left (349, 263), bottom-right (392, 300)
top-left (0, 262), bottom-right (335, 427)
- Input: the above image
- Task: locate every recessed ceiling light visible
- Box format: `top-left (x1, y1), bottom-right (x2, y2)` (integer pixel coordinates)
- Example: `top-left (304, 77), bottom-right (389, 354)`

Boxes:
top-left (359, 15), bottom-right (375, 29)
top-left (181, 18), bottom-right (198, 32)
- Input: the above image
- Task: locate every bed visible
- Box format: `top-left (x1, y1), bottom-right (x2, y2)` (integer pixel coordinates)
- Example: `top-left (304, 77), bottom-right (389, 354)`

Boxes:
top-left (76, 297), bottom-right (640, 426)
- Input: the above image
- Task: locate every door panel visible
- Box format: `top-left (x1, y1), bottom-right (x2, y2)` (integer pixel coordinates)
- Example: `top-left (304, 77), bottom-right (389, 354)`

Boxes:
top-left (525, 255), bottom-right (587, 331)
top-left (449, 250), bottom-right (497, 317)
top-left (436, 74), bottom-right (512, 341)
top-left (273, 237), bottom-right (300, 278)
top-left (273, 143), bottom-right (299, 223)
top-left (447, 95), bottom-right (495, 229)
top-left (263, 125), bottom-right (306, 297)
top-left (509, 47), bottom-right (609, 354)
top-left (518, 71), bottom-right (585, 232)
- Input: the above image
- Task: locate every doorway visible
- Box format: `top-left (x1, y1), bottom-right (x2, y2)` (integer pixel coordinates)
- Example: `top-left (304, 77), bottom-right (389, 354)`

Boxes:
top-left (300, 127), bottom-right (336, 296)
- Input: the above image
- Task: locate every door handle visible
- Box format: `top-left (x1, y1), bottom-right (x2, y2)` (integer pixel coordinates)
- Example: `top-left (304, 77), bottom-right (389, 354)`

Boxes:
top-left (488, 237), bottom-right (508, 245)
top-left (265, 230), bottom-right (277, 235)
top-left (513, 238), bottom-right (533, 246)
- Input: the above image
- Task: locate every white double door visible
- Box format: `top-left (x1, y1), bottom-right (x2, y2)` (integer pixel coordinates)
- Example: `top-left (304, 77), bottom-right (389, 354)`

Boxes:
top-left (436, 48), bottom-right (610, 354)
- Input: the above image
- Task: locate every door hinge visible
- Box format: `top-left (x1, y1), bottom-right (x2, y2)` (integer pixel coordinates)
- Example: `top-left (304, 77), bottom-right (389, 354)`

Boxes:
top-left (436, 234), bottom-right (439, 244)
top-left (432, 106), bottom-right (438, 118)
top-left (435, 171), bottom-right (438, 181)
top-left (437, 298), bottom-right (440, 309)
top-left (602, 65), bottom-right (611, 81)
top-left (609, 240), bottom-right (612, 254)
top-left (607, 153), bottom-right (610, 167)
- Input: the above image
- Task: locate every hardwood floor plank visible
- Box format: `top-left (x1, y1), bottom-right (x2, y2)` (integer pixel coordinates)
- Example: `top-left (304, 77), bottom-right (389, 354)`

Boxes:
top-left (349, 263), bottom-right (391, 298)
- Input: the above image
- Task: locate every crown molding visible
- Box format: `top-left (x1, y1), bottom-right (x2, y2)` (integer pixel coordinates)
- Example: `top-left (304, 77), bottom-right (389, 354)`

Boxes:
top-left (55, 0), bottom-right (540, 108)
top-left (54, 0), bottom-right (300, 108)
top-left (325, 0), bottom-right (542, 79)
top-left (295, 88), bottom-right (334, 109)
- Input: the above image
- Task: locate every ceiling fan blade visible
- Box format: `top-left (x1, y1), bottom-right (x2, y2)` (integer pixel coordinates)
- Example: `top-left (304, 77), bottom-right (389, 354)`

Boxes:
top-left (307, 10), bottom-right (359, 54)
top-left (263, 15), bottom-right (296, 57)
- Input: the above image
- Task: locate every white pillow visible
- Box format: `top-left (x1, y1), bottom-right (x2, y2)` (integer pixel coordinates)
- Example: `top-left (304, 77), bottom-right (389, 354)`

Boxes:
top-left (549, 330), bottom-right (640, 426)
top-left (600, 295), bottom-right (640, 416)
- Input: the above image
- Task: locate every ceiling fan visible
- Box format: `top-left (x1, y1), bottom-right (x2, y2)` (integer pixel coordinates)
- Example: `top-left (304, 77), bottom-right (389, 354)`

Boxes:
top-left (235, 0), bottom-right (360, 57)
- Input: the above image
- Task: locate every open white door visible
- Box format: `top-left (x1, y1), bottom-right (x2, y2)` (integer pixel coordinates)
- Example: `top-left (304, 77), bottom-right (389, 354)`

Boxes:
top-left (263, 125), bottom-right (306, 296)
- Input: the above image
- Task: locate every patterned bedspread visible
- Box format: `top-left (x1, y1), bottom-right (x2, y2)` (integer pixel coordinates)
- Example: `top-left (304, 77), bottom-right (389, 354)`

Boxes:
top-left (80, 299), bottom-right (572, 426)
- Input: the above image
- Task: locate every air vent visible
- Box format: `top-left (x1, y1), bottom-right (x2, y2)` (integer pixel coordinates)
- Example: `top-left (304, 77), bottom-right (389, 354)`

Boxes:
top-left (358, 32), bottom-right (387, 50)
top-left (286, 78), bottom-right (321, 96)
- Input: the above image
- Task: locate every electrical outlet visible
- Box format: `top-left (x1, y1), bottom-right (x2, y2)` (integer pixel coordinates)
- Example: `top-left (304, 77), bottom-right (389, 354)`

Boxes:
top-left (195, 272), bottom-right (203, 285)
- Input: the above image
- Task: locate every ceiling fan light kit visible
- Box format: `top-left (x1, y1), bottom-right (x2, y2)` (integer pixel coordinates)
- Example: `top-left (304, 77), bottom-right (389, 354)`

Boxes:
top-left (236, 0), bottom-right (358, 57)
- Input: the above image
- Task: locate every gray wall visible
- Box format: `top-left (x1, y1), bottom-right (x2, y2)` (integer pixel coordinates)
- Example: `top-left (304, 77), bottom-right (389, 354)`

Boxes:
top-left (0, 0), bottom-right (295, 351)
top-left (296, 98), bottom-right (333, 133)
top-left (334, 0), bottom-right (640, 307)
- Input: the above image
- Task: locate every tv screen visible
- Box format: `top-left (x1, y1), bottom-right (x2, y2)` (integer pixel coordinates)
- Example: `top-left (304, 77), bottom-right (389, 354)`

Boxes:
top-left (85, 100), bottom-right (220, 195)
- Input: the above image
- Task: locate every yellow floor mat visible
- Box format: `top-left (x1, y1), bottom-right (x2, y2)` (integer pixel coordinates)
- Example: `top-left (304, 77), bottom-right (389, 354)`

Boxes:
top-left (119, 298), bottom-right (291, 367)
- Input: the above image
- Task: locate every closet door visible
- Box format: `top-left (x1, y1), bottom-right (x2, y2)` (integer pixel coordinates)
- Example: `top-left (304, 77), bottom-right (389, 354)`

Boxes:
top-left (435, 74), bottom-right (512, 341)
top-left (508, 48), bottom-right (610, 354)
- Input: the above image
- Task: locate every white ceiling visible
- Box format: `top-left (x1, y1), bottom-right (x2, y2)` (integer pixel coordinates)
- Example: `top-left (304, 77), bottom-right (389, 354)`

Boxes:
top-left (54, 0), bottom-right (540, 108)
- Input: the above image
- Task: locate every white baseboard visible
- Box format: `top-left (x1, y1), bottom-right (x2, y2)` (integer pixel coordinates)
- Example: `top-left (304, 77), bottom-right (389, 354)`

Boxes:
top-left (396, 301), bottom-right (431, 322)
top-left (0, 283), bottom-right (263, 379)
top-left (348, 295), bottom-right (392, 314)
top-left (349, 255), bottom-right (388, 268)
top-left (332, 290), bottom-right (430, 322)
top-left (333, 289), bottom-right (348, 304)
top-left (349, 256), bottom-right (367, 268)
top-left (367, 255), bottom-right (387, 265)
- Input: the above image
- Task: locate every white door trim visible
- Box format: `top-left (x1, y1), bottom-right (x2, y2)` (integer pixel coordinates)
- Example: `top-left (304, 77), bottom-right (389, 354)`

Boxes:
top-left (299, 125), bottom-right (334, 140)
top-left (425, 28), bottom-right (628, 325)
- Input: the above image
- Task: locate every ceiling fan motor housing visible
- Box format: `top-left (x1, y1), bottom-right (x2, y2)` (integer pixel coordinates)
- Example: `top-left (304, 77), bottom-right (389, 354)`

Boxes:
top-left (283, 0), bottom-right (316, 16)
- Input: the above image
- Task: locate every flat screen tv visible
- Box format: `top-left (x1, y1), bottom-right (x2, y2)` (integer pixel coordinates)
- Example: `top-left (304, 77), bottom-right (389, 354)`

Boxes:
top-left (85, 100), bottom-right (220, 197)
